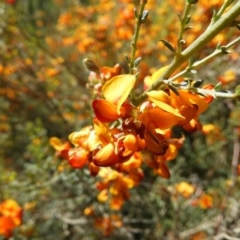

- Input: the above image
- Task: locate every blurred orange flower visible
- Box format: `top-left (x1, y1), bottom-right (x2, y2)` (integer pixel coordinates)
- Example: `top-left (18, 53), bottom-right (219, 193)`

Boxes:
top-left (94, 214), bottom-right (122, 236)
top-left (218, 69), bottom-right (236, 85)
top-left (194, 193), bottom-right (213, 209)
top-left (175, 182), bottom-right (195, 198)
top-left (202, 124), bottom-right (225, 144)
top-left (0, 199), bottom-right (22, 238)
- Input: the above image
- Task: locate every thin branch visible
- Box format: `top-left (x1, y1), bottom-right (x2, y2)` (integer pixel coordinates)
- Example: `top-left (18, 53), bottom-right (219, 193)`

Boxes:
top-left (231, 127), bottom-right (240, 184)
top-left (214, 233), bottom-right (240, 240)
top-left (56, 214), bottom-right (89, 225)
top-left (133, 1), bottom-right (240, 105)
top-left (179, 215), bottom-right (223, 239)
top-left (176, 2), bottom-right (192, 54)
top-left (128, 2), bottom-right (147, 74)
top-left (169, 36), bottom-right (240, 82)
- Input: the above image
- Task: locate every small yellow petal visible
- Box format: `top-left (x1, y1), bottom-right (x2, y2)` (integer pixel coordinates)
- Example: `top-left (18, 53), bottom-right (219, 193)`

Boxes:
top-left (102, 74), bottom-right (136, 114)
top-left (147, 91), bottom-right (185, 118)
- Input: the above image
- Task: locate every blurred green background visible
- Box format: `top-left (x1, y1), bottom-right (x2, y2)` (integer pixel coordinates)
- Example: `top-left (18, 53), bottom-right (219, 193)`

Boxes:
top-left (0, 0), bottom-right (240, 239)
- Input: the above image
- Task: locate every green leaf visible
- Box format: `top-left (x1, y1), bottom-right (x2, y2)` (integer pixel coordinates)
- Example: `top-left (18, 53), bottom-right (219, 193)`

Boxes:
top-left (193, 79), bottom-right (203, 88)
top-left (83, 58), bottom-right (99, 74)
top-left (134, 57), bottom-right (142, 67)
top-left (214, 82), bottom-right (222, 91)
top-left (159, 39), bottom-right (176, 53)
top-left (168, 84), bottom-right (179, 96)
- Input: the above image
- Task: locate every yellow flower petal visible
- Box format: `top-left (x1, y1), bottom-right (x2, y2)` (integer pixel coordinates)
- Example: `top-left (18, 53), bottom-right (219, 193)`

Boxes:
top-left (144, 66), bottom-right (168, 88)
top-left (102, 74), bottom-right (136, 114)
top-left (151, 66), bottom-right (169, 83)
top-left (68, 126), bottom-right (92, 147)
top-left (175, 182), bottom-right (194, 198)
top-left (147, 90), bottom-right (185, 118)
top-left (93, 143), bottom-right (119, 166)
top-left (138, 107), bottom-right (184, 130)
top-left (49, 137), bottom-right (70, 151)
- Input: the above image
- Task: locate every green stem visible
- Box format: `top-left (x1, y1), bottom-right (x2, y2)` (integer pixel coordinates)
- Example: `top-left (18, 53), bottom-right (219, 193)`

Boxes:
top-left (169, 36), bottom-right (240, 81)
top-left (213, 0), bottom-right (234, 22)
top-left (177, 2), bottom-right (192, 54)
top-left (196, 88), bottom-right (236, 98)
top-left (164, 1), bottom-right (240, 78)
top-left (129, 2), bottom-right (147, 74)
top-left (133, 1), bottom-right (240, 106)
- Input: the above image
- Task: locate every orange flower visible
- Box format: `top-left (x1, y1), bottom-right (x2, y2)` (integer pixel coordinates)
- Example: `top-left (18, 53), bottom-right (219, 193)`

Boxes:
top-left (117, 133), bottom-right (139, 159)
top-left (100, 64), bottom-right (122, 81)
top-left (193, 193), bottom-right (213, 209)
top-left (93, 143), bottom-right (120, 166)
top-left (175, 182), bottom-right (195, 198)
top-left (138, 106), bottom-right (184, 130)
top-left (198, 194), bottom-right (213, 209)
top-left (177, 104), bottom-right (199, 125)
top-left (0, 216), bottom-right (16, 238)
top-left (49, 137), bottom-right (71, 160)
top-left (117, 152), bottom-right (143, 172)
top-left (92, 119), bottom-right (143, 167)
top-left (88, 162), bottom-right (100, 176)
top-left (170, 89), bottom-right (209, 119)
top-left (202, 84), bottom-right (215, 103)
top-left (94, 216), bottom-right (113, 236)
top-left (92, 99), bottom-right (126, 122)
top-left (183, 118), bottom-right (203, 132)
top-left (94, 214), bottom-right (122, 237)
top-left (68, 126), bottom-right (94, 150)
top-left (83, 206), bottom-right (94, 216)
top-left (202, 124), bottom-right (224, 144)
top-left (144, 129), bottom-right (169, 156)
top-left (0, 200), bottom-right (22, 226)
top-left (145, 155), bottom-right (170, 179)
top-left (96, 162), bottom-right (142, 210)
top-left (218, 69), bottom-right (236, 85)
top-left (68, 148), bottom-right (89, 169)
top-left (155, 159), bottom-right (171, 179)
top-left (0, 199), bottom-right (22, 238)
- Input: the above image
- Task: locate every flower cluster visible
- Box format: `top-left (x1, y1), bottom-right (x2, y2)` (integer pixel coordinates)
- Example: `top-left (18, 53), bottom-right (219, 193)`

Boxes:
top-left (49, 0), bottom-right (240, 212)
top-left (76, 64), bottom-right (210, 175)
top-left (0, 199), bottom-right (22, 238)
top-left (50, 61), bottom-right (213, 211)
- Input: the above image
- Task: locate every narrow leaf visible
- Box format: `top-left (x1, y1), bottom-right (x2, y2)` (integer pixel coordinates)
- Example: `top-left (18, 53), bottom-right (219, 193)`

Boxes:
top-left (83, 58), bottom-right (99, 74)
top-left (193, 79), bottom-right (203, 88)
top-left (177, 12), bottom-right (182, 22)
top-left (214, 82), bottom-right (222, 91)
top-left (159, 39), bottom-right (176, 53)
top-left (185, 15), bottom-right (191, 24)
top-left (183, 26), bottom-right (193, 32)
top-left (168, 84), bottom-right (179, 96)
top-left (134, 57), bottom-right (142, 67)
top-left (125, 55), bottom-right (130, 63)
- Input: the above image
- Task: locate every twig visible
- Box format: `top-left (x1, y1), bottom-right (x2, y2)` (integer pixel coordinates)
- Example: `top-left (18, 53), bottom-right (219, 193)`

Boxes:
top-left (56, 213), bottom-right (89, 225)
top-left (176, 2), bottom-right (192, 54)
top-left (231, 127), bottom-right (240, 184)
top-left (179, 215), bottom-right (222, 239)
top-left (128, 1), bottom-right (147, 74)
top-left (133, 1), bottom-right (240, 105)
top-left (168, 37), bottom-right (240, 82)
top-left (214, 233), bottom-right (240, 240)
